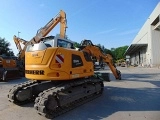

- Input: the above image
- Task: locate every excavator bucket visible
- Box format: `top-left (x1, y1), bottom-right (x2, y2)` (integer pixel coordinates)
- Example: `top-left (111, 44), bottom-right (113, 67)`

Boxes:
top-left (94, 72), bottom-right (110, 82)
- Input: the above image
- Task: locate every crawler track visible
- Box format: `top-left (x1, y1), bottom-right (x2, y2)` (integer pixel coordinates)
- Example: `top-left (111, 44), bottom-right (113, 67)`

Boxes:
top-left (8, 74), bottom-right (104, 119)
top-left (34, 78), bottom-right (104, 119)
top-left (8, 80), bottom-right (38, 104)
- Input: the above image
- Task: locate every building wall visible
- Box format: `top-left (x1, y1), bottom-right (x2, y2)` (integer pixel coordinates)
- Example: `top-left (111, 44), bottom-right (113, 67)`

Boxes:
top-left (127, 2), bottom-right (160, 67)
top-left (151, 27), bottom-right (160, 66)
top-left (130, 46), bottom-right (147, 66)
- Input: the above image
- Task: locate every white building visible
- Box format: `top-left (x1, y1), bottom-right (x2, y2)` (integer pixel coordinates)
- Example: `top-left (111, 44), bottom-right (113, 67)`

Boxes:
top-left (125, 2), bottom-right (160, 67)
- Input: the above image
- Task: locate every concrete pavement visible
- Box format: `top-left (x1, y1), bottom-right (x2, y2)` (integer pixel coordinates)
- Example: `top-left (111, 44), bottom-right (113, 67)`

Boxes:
top-left (0, 67), bottom-right (160, 120)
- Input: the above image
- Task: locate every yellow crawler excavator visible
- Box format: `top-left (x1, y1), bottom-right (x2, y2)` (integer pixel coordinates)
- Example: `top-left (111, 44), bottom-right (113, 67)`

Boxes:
top-left (8, 10), bottom-right (121, 119)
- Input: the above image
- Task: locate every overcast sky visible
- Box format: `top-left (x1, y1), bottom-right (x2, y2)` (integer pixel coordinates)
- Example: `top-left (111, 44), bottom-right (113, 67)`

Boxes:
top-left (0, 0), bottom-right (159, 55)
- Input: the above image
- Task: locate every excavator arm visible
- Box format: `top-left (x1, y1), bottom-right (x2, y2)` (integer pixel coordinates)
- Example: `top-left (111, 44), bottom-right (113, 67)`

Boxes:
top-left (13, 36), bottom-right (28, 59)
top-left (14, 10), bottom-right (67, 60)
top-left (79, 39), bottom-right (121, 80)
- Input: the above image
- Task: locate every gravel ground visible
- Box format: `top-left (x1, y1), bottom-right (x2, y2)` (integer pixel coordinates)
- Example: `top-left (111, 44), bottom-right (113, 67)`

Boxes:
top-left (0, 66), bottom-right (160, 120)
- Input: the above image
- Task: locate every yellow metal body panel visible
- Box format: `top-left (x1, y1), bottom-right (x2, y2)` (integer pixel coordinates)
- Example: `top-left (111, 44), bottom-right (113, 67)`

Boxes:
top-left (25, 47), bottom-right (94, 81)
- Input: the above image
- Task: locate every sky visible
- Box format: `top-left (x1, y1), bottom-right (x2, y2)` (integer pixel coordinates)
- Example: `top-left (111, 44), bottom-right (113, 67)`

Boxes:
top-left (0, 0), bottom-right (159, 55)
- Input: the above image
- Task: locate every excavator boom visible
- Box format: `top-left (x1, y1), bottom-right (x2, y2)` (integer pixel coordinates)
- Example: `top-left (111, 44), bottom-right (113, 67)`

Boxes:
top-left (79, 39), bottom-right (121, 79)
top-left (13, 10), bottom-right (67, 76)
top-left (29, 10), bottom-right (67, 45)
top-left (13, 36), bottom-right (28, 59)
top-left (14, 10), bottom-right (67, 60)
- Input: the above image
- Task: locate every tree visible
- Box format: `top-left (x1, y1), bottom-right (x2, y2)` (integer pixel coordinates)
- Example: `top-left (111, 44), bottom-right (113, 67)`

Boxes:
top-left (111, 45), bottom-right (128, 60)
top-left (74, 42), bottom-right (81, 48)
top-left (95, 43), bottom-right (128, 61)
top-left (0, 37), bottom-right (14, 56)
top-left (104, 48), bottom-right (115, 59)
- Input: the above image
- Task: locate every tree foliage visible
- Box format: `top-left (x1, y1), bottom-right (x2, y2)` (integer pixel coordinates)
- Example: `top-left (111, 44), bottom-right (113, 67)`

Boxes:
top-left (74, 42), bottom-right (81, 48)
top-left (0, 37), bottom-right (14, 56)
top-left (96, 43), bottom-right (128, 61)
top-left (111, 46), bottom-right (128, 60)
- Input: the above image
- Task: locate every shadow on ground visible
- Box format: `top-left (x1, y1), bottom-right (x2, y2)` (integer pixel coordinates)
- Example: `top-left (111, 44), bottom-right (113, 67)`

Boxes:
top-left (0, 77), bottom-right (27, 85)
top-left (1, 71), bottom-right (160, 120)
top-left (53, 85), bottom-right (160, 120)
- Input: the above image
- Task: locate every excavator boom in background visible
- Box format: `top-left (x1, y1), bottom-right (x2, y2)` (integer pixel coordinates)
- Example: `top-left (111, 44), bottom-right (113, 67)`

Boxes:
top-left (8, 10), bottom-right (121, 119)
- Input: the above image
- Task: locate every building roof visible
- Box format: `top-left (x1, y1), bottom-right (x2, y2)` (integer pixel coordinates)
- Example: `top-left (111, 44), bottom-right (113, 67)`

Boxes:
top-left (124, 44), bottom-right (148, 55)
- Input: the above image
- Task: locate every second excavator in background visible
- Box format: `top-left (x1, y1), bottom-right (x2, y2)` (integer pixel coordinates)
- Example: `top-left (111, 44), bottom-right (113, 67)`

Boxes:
top-left (8, 10), bottom-right (121, 119)
top-left (0, 55), bottom-right (20, 81)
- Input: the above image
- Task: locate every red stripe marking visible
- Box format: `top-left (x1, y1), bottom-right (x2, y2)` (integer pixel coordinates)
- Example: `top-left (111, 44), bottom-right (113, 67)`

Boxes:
top-left (56, 55), bottom-right (64, 63)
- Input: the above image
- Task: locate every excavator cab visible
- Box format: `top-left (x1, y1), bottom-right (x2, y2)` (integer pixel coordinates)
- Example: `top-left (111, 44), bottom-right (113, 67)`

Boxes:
top-left (27, 35), bottom-right (75, 51)
top-left (80, 39), bottom-right (93, 46)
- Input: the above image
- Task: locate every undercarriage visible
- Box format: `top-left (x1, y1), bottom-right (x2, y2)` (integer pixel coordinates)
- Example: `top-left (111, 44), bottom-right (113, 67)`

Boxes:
top-left (8, 74), bottom-right (105, 119)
